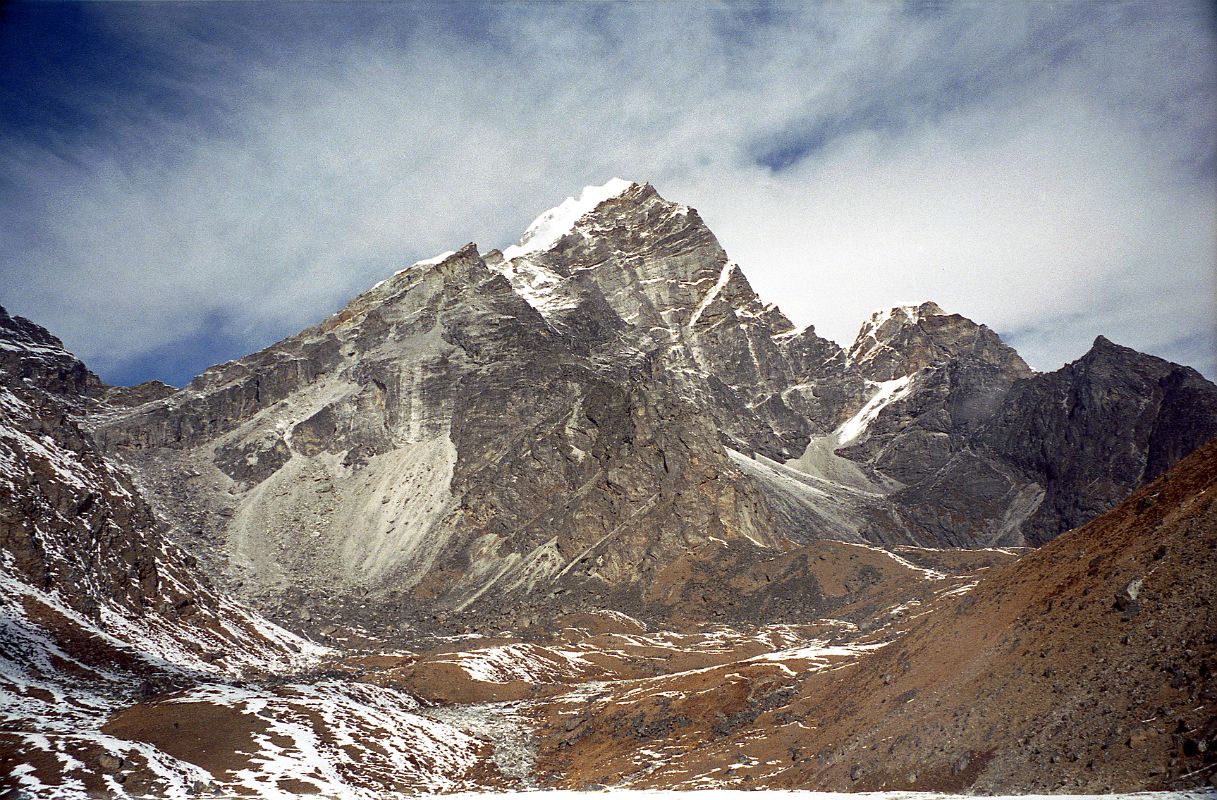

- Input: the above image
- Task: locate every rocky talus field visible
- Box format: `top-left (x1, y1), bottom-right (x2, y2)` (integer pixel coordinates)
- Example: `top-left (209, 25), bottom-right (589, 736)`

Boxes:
top-left (2, 180), bottom-right (1214, 798)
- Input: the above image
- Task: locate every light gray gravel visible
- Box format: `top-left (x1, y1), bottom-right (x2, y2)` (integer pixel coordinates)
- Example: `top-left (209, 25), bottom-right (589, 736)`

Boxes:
top-left (421, 700), bottom-right (538, 787)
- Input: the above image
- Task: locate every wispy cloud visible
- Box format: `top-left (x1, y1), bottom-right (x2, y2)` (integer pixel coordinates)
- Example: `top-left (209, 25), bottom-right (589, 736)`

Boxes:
top-left (1, 1), bottom-right (1213, 384)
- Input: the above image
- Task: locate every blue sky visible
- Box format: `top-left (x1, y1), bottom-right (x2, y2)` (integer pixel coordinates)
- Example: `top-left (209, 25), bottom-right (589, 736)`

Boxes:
top-left (2, 1), bottom-right (1214, 385)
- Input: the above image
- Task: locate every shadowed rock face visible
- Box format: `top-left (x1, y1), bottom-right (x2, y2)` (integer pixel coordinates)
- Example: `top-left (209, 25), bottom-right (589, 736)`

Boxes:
top-left (827, 308), bottom-right (1217, 548)
top-left (0, 305), bottom-right (307, 664)
top-left (981, 335), bottom-right (1217, 544)
top-left (84, 180), bottom-right (1217, 635)
top-left (0, 305), bottom-right (161, 616)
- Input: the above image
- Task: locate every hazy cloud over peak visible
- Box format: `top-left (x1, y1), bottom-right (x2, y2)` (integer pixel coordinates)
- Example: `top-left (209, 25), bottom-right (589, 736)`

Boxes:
top-left (1, 1), bottom-right (1213, 385)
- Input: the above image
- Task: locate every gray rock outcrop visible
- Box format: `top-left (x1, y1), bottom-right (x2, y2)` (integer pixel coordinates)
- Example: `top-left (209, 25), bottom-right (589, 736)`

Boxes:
top-left (981, 335), bottom-right (1217, 544)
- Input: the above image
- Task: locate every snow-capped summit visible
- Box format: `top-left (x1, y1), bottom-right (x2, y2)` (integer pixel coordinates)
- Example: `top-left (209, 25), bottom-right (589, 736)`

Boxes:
top-left (502, 177), bottom-right (636, 261)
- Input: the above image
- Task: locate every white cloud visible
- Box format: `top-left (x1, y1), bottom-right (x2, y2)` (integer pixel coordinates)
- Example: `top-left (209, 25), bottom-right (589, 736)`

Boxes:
top-left (2, 2), bottom-right (1213, 381)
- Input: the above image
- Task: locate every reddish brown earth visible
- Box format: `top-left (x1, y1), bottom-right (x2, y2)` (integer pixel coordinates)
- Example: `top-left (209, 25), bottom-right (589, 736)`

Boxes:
top-left (528, 438), bottom-right (1217, 793)
top-left (378, 540), bottom-right (1012, 706)
top-left (103, 701), bottom-right (266, 780)
top-left (5, 529), bottom-right (1005, 795)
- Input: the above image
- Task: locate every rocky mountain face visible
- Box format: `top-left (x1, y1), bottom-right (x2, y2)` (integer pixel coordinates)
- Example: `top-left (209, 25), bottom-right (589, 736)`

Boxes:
top-left (490, 180), bottom-right (850, 460)
top-left (90, 179), bottom-right (1217, 638)
top-left (983, 335), bottom-right (1217, 544)
top-left (4, 180), bottom-right (1217, 798)
top-left (93, 241), bottom-right (778, 638)
top-left (872, 329), bottom-right (1217, 548)
top-left (1, 305), bottom-right (233, 626)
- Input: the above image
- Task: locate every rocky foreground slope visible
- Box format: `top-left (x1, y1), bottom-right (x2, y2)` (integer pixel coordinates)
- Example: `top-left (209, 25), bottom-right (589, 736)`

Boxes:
top-left (528, 438), bottom-right (1217, 794)
top-left (2, 179), bottom-right (1216, 797)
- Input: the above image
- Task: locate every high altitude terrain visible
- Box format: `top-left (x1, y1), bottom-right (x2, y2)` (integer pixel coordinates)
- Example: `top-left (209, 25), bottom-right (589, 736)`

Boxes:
top-left (2, 180), bottom-right (1215, 797)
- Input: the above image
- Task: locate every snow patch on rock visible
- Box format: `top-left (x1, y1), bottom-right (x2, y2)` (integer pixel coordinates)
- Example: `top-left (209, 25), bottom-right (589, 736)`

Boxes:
top-left (836, 376), bottom-right (913, 446)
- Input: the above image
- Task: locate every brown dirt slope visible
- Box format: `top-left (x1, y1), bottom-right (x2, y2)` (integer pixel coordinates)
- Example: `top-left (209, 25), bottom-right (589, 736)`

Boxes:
top-left (770, 434), bottom-right (1217, 793)
top-left (534, 436), bottom-right (1217, 793)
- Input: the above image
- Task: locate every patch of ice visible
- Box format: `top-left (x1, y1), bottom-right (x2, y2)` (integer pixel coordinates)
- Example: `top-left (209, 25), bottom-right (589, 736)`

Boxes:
top-left (494, 258), bottom-right (574, 316)
top-left (939, 579), bottom-right (981, 598)
top-left (772, 324), bottom-right (812, 340)
top-left (431, 643), bottom-right (591, 685)
top-left (842, 541), bottom-right (946, 581)
top-left (0, 339), bottom-right (68, 357)
top-left (415, 249), bottom-right (458, 267)
top-left (748, 639), bottom-right (887, 670)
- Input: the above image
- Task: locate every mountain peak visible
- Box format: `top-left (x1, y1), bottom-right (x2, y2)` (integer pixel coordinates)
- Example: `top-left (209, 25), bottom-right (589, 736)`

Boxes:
top-left (1079, 334), bottom-right (1153, 366)
top-left (1085, 334), bottom-right (1128, 353)
top-left (502, 178), bottom-right (638, 260)
top-left (848, 301), bottom-right (947, 369)
top-left (1, 304), bottom-right (69, 351)
top-left (848, 301), bottom-right (1029, 381)
top-left (1076, 334), bottom-right (1211, 385)
top-left (862, 301), bottom-right (945, 330)
top-left (1, 304), bottom-right (103, 398)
